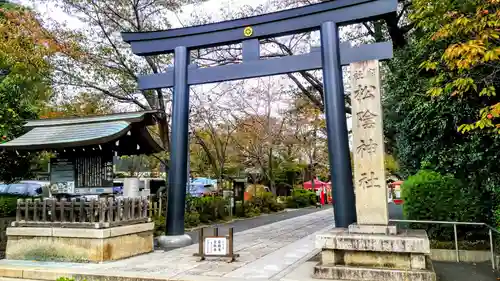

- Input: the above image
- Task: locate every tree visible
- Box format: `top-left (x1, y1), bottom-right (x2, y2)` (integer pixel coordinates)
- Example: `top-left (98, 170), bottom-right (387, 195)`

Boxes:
top-left (225, 77), bottom-right (295, 194)
top-left (189, 86), bottom-right (238, 184)
top-left (0, 3), bottom-right (71, 182)
top-left (32, 0), bottom-right (208, 168)
top-left (382, 8), bottom-right (500, 228)
top-left (288, 97), bottom-right (327, 184)
top-left (413, 0), bottom-right (499, 134)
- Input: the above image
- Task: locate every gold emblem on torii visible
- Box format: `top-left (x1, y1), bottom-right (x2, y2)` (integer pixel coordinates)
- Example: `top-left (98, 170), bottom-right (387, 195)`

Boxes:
top-left (243, 26), bottom-right (253, 37)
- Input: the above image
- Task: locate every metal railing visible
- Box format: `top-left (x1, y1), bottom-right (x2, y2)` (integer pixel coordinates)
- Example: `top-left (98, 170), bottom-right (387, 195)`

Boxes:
top-left (389, 219), bottom-right (500, 270)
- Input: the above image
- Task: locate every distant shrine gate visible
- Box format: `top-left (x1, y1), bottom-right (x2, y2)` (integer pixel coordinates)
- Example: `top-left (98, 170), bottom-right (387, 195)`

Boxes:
top-left (121, 0), bottom-right (398, 237)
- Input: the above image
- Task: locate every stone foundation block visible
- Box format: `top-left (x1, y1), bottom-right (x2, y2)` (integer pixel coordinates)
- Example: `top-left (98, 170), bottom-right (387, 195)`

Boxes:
top-left (411, 254), bottom-right (426, 269)
top-left (320, 249), bottom-right (427, 270)
top-left (313, 262), bottom-right (436, 281)
top-left (316, 228), bottom-right (430, 254)
top-left (348, 223), bottom-right (397, 235)
top-left (6, 222), bottom-right (154, 262)
top-left (321, 249), bottom-right (342, 265)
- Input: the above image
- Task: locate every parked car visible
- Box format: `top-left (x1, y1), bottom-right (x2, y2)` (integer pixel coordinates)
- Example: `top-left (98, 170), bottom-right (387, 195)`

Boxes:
top-left (0, 181), bottom-right (51, 198)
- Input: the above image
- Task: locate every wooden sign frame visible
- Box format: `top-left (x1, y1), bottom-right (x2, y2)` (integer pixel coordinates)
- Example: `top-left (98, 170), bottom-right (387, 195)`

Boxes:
top-left (193, 227), bottom-right (239, 262)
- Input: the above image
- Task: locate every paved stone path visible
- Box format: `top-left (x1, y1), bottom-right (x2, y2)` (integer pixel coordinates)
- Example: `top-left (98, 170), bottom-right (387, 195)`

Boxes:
top-left (184, 206), bottom-right (332, 247)
top-left (0, 209), bottom-right (335, 281)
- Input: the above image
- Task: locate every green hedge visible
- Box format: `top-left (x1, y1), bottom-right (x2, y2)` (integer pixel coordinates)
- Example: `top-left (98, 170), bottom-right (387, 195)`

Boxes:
top-left (0, 194), bottom-right (37, 217)
top-left (187, 195), bottom-right (229, 223)
top-left (402, 170), bottom-right (489, 241)
top-left (154, 193), bottom-right (288, 236)
top-left (285, 188), bottom-right (317, 208)
top-left (235, 192), bottom-right (286, 217)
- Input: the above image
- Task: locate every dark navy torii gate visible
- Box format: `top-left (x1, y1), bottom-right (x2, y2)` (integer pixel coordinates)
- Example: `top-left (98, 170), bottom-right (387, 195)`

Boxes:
top-left (122, 0), bottom-right (397, 243)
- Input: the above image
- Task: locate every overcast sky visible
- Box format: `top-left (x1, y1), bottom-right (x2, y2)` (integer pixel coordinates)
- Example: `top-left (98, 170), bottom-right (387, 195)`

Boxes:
top-left (17, 0), bottom-right (270, 30)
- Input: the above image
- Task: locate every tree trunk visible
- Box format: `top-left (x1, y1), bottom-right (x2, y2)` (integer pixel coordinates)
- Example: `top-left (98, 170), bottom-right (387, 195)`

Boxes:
top-left (268, 148), bottom-right (276, 195)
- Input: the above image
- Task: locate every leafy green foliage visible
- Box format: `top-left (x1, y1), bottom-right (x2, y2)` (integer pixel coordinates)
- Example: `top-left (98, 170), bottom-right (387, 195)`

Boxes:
top-left (154, 193), bottom-right (290, 235)
top-left (402, 170), bottom-right (489, 241)
top-left (411, 0), bottom-right (500, 133)
top-left (247, 192), bottom-right (285, 214)
top-left (0, 195), bottom-right (21, 217)
top-left (0, 194), bottom-right (41, 217)
top-left (187, 196), bottom-right (229, 224)
top-left (285, 189), bottom-right (317, 208)
top-left (383, 32), bottom-right (500, 215)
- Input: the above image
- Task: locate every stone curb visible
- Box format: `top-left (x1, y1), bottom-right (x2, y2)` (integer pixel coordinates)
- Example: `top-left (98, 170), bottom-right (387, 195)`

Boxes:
top-left (0, 265), bottom-right (270, 281)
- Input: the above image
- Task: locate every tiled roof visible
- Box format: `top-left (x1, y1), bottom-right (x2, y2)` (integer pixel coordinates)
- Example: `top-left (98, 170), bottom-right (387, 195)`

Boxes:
top-left (25, 110), bottom-right (159, 128)
top-left (0, 121), bottom-right (130, 150)
top-left (0, 110), bottom-right (164, 153)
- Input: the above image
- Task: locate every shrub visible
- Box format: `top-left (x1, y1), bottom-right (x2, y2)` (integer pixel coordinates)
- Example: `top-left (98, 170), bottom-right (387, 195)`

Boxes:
top-left (0, 195), bottom-right (19, 217)
top-left (153, 215), bottom-right (166, 236)
top-left (402, 170), bottom-right (489, 241)
top-left (187, 195), bottom-right (229, 223)
top-left (0, 194), bottom-right (35, 217)
top-left (249, 192), bottom-right (284, 213)
top-left (285, 188), bottom-right (316, 208)
top-left (184, 211), bottom-right (200, 228)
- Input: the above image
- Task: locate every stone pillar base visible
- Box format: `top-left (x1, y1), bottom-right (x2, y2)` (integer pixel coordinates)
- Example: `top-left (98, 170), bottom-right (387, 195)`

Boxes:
top-left (5, 223), bottom-right (154, 263)
top-left (156, 234), bottom-right (192, 250)
top-left (313, 227), bottom-right (436, 281)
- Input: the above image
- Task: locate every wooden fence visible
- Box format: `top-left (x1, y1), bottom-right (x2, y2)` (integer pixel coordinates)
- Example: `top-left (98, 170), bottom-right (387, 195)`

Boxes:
top-left (14, 197), bottom-right (150, 229)
top-left (148, 200), bottom-right (164, 218)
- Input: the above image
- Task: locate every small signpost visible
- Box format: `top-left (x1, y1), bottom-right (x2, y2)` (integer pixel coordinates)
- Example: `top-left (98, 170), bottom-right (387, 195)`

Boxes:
top-left (194, 227), bottom-right (239, 262)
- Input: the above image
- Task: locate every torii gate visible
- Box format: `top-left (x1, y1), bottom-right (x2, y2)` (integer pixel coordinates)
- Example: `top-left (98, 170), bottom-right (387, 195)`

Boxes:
top-left (122, 0), bottom-right (397, 247)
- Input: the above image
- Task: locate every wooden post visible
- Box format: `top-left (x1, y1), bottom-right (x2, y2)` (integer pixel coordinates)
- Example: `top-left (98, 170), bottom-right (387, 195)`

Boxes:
top-left (42, 198), bottom-right (47, 222)
top-left (70, 198), bottom-right (76, 223)
top-left (99, 198), bottom-right (106, 224)
top-left (142, 197), bottom-right (148, 218)
top-left (79, 199), bottom-right (85, 222)
top-left (16, 199), bottom-right (22, 222)
top-left (51, 198), bottom-right (56, 222)
top-left (59, 198), bottom-right (66, 222)
top-left (228, 227), bottom-right (235, 262)
top-left (198, 228), bottom-right (205, 261)
top-left (116, 198), bottom-right (122, 221)
top-left (149, 201), bottom-right (153, 218)
top-left (131, 197), bottom-right (136, 219)
top-left (159, 192), bottom-right (163, 216)
top-left (33, 198), bottom-right (40, 222)
top-left (123, 198), bottom-right (130, 221)
top-left (25, 198), bottom-right (32, 221)
top-left (89, 198), bottom-right (95, 223)
top-left (107, 197), bottom-right (114, 223)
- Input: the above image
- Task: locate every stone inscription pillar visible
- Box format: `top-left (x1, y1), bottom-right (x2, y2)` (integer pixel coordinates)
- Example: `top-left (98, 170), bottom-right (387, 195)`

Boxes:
top-left (350, 60), bottom-right (388, 226)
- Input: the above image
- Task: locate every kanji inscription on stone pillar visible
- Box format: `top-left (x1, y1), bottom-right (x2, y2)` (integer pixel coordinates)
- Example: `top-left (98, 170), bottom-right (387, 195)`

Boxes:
top-left (351, 60), bottom-right (388, 225)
